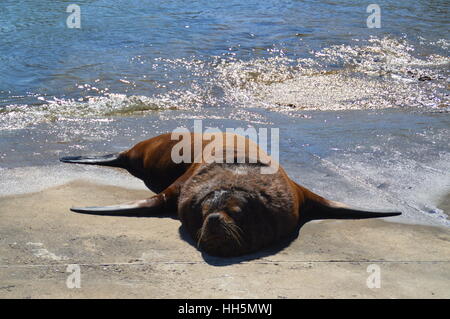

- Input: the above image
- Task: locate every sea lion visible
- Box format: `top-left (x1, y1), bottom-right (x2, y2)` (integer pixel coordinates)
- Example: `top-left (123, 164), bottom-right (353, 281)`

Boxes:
top-left (60, 132), bottom-right (401, 257)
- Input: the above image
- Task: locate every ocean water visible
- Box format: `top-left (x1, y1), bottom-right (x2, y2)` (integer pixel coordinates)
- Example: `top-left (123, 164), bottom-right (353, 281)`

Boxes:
top-left (0, 1), bottom-right (449, 226)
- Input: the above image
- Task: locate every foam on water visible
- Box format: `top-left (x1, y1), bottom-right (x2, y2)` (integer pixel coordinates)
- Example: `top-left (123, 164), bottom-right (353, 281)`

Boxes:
top-left (1, 36), bottom-right (448, 131)
top-left (216, 36), bottom-right (449, 110)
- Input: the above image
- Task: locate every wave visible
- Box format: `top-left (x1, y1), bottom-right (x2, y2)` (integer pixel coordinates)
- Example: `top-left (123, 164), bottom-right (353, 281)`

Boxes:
top-left (1, 36), bottom-right (448, 130)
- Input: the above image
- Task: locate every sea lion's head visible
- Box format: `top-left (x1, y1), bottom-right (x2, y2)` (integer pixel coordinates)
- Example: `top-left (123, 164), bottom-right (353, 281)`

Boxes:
top-left (178, 163), bottom-right (298, 257)
top-left (199, 189), bottom-right (264, 256)
top-left (181, 187), bottom-right (293, 257)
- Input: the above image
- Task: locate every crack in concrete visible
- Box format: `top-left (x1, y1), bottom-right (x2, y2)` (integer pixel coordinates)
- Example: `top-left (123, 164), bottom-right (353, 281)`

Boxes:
top-left (0, 260), bottom-right (449, 268)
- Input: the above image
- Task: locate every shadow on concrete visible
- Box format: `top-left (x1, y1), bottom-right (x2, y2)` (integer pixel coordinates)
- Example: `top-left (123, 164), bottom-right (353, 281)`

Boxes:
top-left (71, 207), bottom-right (311, 266)
top-left (178, 219), bottom-right (310, 266)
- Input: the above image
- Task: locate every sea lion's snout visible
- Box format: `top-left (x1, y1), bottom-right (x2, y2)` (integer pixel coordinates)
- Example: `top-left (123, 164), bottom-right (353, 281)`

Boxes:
top-left (198, 211), bottom-right (245, 257)
top-left (202, 212), bottom-right (227, 237)
top-left (205, 212), bottom-right (224, 226)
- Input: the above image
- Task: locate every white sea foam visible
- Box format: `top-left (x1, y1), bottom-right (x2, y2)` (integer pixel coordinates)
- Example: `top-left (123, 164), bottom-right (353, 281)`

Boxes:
top-left (1, 36), bottom-right (448, 131)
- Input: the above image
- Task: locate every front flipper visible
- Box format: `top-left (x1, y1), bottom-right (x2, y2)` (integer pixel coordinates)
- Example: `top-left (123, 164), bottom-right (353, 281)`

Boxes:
top-left (69, 160), bottom-right (197, 217)
top-left (70, 194), bottom-right (167, 216)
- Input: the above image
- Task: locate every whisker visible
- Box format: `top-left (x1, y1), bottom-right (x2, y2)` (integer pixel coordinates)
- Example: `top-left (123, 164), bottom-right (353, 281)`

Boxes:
top-left (223, 222), bottom-right (243, 247)
top-left (196, 227), bottom-right (204, 248)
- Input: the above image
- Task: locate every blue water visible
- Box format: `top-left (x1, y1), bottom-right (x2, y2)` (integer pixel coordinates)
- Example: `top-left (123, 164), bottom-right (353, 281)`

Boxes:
top-left (0, 0), bottom-right (448, 108)
top-left (0, 1), bottom-right (449, 226)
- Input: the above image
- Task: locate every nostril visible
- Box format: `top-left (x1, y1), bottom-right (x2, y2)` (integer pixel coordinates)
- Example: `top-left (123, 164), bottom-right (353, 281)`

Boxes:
top-left (207, 212), bottom-right (222, 222)
top-left (205, 212), bottom-right (228, 227)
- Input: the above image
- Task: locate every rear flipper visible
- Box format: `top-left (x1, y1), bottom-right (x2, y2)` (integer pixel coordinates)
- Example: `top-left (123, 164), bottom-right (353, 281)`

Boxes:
top-left (303, 198), bottom-right (401, 221)
top-left (60, 153), bottom-right (124, 168)
top-left (70, 194), bottom-right (167, 217)
top-left (296, 183), bottom-right (401, 221)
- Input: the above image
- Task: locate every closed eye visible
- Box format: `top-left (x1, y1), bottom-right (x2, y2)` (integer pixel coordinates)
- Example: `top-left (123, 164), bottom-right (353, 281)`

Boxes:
top-left (229, 206), bottom-right (242, 215)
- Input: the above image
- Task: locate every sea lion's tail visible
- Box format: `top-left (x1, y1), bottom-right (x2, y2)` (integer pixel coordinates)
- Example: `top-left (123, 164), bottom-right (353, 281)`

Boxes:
top-left (297, 183), bottom-right (401, 220)
top-left (59, 153), bottom-right (125, 168)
